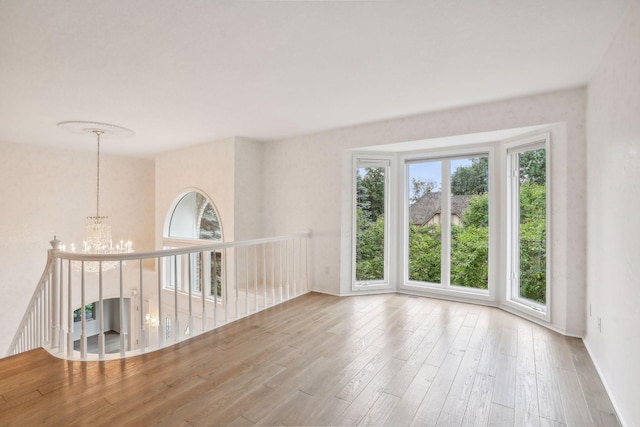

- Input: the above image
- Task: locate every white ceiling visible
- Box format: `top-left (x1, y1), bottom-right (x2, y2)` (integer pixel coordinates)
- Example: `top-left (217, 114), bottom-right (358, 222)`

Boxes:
top-left (0, 0), bottom-right (631, 158)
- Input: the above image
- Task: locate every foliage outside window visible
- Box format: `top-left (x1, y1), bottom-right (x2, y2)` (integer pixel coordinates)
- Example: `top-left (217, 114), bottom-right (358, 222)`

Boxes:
top-left (516, 148), bottom-right (547, 304)
top-left (407, 160), bottom-right (442, 284)
top-left (407, 156), bottom-right (489, 290)
top-left (355, 164), bottom-right (387, 282)
top-left (73, 303), bottom-right (95, 322)
top-left (450, 157), bottom-right (489, 289)
top-left (209, 251), bottom-right (223, 297)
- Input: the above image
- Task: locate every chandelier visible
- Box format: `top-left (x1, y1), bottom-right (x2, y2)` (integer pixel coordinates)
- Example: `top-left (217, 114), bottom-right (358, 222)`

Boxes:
top-left (58, 121), bottom-right (134, 272)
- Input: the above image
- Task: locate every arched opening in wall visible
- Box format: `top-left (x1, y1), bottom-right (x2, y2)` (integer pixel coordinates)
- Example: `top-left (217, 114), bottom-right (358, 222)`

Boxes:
top-left (162, 190), bottom-right (224, 301)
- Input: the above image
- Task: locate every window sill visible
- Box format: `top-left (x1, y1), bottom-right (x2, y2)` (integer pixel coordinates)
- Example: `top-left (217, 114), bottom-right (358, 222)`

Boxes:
top-left (503, 298), bottom-right (549, 322)
top-left (400, 282), bottom-right (493, 302)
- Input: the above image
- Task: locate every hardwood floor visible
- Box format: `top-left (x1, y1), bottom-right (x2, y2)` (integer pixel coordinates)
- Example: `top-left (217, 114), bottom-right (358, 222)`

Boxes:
top-left (0, 292), bottom-right (620, 426)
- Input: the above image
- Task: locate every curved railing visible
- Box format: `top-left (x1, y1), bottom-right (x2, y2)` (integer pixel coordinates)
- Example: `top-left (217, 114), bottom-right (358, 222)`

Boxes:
top-left (7, 232), bottom-right (310, 360)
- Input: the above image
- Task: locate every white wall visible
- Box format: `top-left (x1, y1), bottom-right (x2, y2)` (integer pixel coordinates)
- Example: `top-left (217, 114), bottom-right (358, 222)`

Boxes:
top-left (263, 88), bottom-right (587, 336)
top-left (0, 143), bottom-right (154, 356)
top-left (585, 0), bottom-right (640, 424)
top-left (234, 138), bottom-right (265, 241)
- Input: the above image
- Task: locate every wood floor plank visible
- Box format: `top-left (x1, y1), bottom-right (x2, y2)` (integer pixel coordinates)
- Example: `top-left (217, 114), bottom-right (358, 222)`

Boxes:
top-left (539, 416), bottom-right (567, 427)
top-left (358, 392), bottom-right (400, 426)
top-left (334, 357), bottom-right (405, 425)
top-left (476, 328), bottom-right (502, 377)
top-left (555, 367), bottom-right (594, 426)
top-left (492, 354), bottom-right (516, 408)
top-left (0, 293), bottom-right (621, 427)
top-left (383, 363), bottom-right (438, 427)
top-left (424, 311), bottom-right (465, 367)
top-left (302, 395), bottom-right (351, 426)
top-left (566, 339), bottom-right (620, 425)
top-left (534, 337), bottom-right (566, 424)
top-left (436, 346), bottom-right (483, 427)
top-left (488, 403), bottom-right (515, 426)
top-left (517, 324), bottom-right (537, 376)
top-left (515, 372), bottom-right (541, 427)
top-left (253, 389), bottom-right (316, 426)
top-left (461, 373), bottom-right (495, 427)
top-left (410, 352), bottom-right (464, 426)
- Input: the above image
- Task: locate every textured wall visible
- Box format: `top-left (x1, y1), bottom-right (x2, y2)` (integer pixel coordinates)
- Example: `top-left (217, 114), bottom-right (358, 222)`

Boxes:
top-left (234, 138), bottom-right (265, 241)
top-left (0, 143), bottom-right (154, 356)
top-left (263, 87), bottom-right (587, 337)
top-left (586, 0), bottom-right (640, 424)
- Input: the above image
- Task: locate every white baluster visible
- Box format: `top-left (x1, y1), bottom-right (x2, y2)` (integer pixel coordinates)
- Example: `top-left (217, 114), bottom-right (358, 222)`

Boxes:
top-left (286, 240), bottom-right (290, 301)
top-left (224, 248), bottom-right (229, 323)
top-left (58, 257), bottom-right (64, 354)
top-left (213, 250), bottom-right (218, 327)
top-left (262, 244), bottom-right (267, 309)
top-left (139, 259), bottom-right (145, 353)
top-left (279, 241), bottom-right (283, 302)
top-left (245, 247), bottom-right (249, 315)
top-left (98, 262), bottom-right (105, 359)
top-left (254, 245), bottom-right (258, 312)
top-left (67, 261), bottom-right (74, 357)
top-left (201, 251), bottom-right (206, 332)
top-left (157, 256), bottom-right (164, 348)
top-left (174, 255), bottom-right (179, 342)
top-left (80, 261), bottom-right (87, 360)
top-left (120, 260), bottom-right (125, 357)
top-left (235, 248), bottom-right (239, 319)
top-left (50, 237), bottom-right (61, 350)
top-left (188, 252), bottom-right (193, 336)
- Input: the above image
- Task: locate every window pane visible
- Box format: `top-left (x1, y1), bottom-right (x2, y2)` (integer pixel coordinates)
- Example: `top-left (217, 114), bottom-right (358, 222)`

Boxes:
top-left (209, 251), bottom-right (222, 297)
top-left (169, 191), bottom-right (221, 240)
top-left (408, 161), bottom-right (442, 283)
top-left (518, 148), bottom-right (546, 303)
top-left (199, 202), bottom-right (221, 240)
top-left (355, 166), bottom-right (386, 281)
top-left (450, 157), bottom-right (489, 289)
top-left (191, 254), bottom-right (201, 292)
top-left (73, 304), bottom-right (95, 322)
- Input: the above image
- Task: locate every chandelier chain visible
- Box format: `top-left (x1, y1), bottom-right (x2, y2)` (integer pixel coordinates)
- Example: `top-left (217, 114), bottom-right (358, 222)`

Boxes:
top-left (89, 130), bottom-right (107, 223)
top-left (96, 130), bottom-right (100, 218)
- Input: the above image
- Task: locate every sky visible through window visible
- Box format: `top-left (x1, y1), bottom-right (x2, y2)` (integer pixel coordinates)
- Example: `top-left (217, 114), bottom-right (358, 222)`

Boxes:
top-left (408, 159), bottom-right (472, 200)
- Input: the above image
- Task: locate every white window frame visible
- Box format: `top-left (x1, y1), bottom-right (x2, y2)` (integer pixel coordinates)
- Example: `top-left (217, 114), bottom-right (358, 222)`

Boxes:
top-left (162, 238), bottom-right (224, 300)
top-left (504, 134), bottom-right (551, 321)
top-left (162, 189), bottom-right (224, 299)
top-left (400, 146), bottom-right (496, 302)
top-left (352, 155), bottom-right (393, 291)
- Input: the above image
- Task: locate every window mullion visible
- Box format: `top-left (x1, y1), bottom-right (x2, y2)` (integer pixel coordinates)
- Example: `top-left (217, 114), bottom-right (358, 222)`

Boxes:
top-left (508, 153), bottom-right (519, 300)
top-left (441, 160), bottom-right (451, 289)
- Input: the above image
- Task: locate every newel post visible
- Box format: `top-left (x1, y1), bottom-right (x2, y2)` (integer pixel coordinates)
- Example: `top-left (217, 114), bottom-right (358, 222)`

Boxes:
top-left (49, 236), bottom-right (62, 350)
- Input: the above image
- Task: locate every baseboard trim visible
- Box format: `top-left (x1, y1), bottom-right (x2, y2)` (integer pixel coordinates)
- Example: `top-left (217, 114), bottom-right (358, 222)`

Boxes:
top-left (583, 339), bottom-right (628, 427)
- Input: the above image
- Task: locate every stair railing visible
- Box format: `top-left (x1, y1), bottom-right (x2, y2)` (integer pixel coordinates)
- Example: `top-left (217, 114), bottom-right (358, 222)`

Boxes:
top-left (7, 232), bottom-right (310, 360)
top-left (6, 237), bottom-right (62, 356)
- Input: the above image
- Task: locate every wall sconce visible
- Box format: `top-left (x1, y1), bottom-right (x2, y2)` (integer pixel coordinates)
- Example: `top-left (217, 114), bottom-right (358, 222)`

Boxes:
top-left (145, 314), bottom-right (159, 327)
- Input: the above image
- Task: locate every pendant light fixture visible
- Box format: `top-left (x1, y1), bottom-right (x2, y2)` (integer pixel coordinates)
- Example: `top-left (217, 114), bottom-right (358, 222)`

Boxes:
top-left (58, 121), bottom-right (134, 271)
